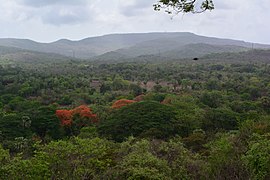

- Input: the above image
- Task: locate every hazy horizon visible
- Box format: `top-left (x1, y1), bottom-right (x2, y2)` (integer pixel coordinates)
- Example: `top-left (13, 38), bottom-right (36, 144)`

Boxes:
top-left (1, 31), bottom-right (269, 45)
top-left (0, 0), bottom-right (269, 44)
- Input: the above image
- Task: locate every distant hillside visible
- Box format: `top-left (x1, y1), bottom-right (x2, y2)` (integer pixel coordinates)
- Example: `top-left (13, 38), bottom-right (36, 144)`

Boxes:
top-left (93, 51), bottom-right (130, 62)
top-left (0, 46), bottom-right (72, 63)
top-left (109, 43), bottom-right (249, 60)
top-left (161, 44), bottom-right (248, 59)
top-left (201, 49), bottom-right (270, 62)
top-left (93, 48), bottom-right (270, 64)
top-left (0, 32), bottom-right (269, 59)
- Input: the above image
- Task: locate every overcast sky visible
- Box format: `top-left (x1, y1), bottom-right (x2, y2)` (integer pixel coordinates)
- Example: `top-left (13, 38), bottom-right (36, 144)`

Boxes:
top-left (0, 0), bottom-right (269, 44)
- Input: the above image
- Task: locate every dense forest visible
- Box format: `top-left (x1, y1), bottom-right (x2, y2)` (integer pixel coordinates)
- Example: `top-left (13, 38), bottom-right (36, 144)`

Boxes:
top-left (0, 54), bottom-right (270, 179)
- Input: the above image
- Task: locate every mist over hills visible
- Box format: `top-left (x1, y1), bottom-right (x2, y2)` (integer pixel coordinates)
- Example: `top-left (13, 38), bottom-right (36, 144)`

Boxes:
top-left (0, 32), bottom-right (270, 61)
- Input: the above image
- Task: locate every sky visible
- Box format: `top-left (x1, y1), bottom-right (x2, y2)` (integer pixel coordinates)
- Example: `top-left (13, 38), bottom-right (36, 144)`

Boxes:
top-left (0, 0), bottom-right (269, 44)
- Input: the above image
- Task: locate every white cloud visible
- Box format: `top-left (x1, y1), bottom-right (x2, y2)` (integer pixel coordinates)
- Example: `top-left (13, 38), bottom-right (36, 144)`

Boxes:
top-left (16, 0), bottom-right (87, 7)
top-left (118, 0), bottom-right (155, 17)
top-left (0, 0), bottom-right (269, 44)
top-left (39, 5), bottom-right (92, 25)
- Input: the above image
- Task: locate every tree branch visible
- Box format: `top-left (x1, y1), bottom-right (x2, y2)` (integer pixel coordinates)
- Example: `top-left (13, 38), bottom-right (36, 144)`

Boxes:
top-left (154, 0), bottom-right (214, 15)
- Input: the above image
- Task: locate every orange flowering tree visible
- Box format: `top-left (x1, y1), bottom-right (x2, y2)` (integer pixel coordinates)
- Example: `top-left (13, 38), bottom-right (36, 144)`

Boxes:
top-left (55, 109), bottom-right (73, 126)
top-left (111, 99), bottom-right (136, 109)
top-left (72, 105), bottom-right (98, 122)
top-left (56, 105), bottom-right (97, 135)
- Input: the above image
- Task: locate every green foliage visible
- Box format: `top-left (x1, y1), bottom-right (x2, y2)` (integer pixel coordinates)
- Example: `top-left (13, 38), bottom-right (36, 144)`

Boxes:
top-left (57, 95), bottom-right (72, 105)
top-left (239, 117), bottom-right (270, 141)
top-left (31, 105), bottom-right (62, 141)
top-left (205, 134), bottom-right (249, 179)
top-left (143, 93), bottom-right (166, 102)
top-left (0, 113), bottom-right (32, 141)
top-left (39, 137), bottom-right (115, 179)
top-left (200, 91), bottom-right (223, 108)
top-left (0, 156), bottom-right (51, 180)
top-left (0, 144), bottom-right (9, 163)
top-left (203, 108), bottom-right (239, 131)
top-left (109, 137), bottom-right (205, 179)
top-left (1, 52), bottom-right (270, 179)
top-left (156, 137), bottom-right (203, 179)
top-left (100, 82), bottom-right (112, 94)
top-left (129, 83), bottom-right (143, 96)
top-left (99, 101), bottom-right (177, 142)
top-left (117, 151), bottom-right (171, 180)
top-left (0, 137), bottom-right (115, 179)
top-left (113, 139), bottom-right (172, 179)
top-left (206, 135), bottom-right (234, 169)
top-left (182, 129), bottom-right (206, 152)
top-left (78, 126), bottom-right (98, 139)
top-left (259, 96), bottom-right (270, 112)
top-left (243, 134), bottom-right (270, 180)
top-left (168, 95), bottom-right (204, 137)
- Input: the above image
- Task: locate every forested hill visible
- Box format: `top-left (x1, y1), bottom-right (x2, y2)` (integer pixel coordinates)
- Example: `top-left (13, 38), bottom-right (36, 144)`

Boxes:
top-left (0, 46), bottom-right (73, 63)
top-left (1, 44), bottom-right (270, 64)
top-left (0, 32), bottom-right (269, 59)
top-left (202, 49), bottom-right (270, 63)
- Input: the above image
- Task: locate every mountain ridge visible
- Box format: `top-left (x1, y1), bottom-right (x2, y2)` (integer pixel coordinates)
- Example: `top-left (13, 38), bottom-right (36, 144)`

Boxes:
top-left (0, 32), bottom-right (269, 60)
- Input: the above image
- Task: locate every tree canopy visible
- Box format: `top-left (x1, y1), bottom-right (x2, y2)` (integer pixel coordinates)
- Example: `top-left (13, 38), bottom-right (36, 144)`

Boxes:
top-left (154, 0), bottom-right (214, 14)
top-left (99, 101), bottom-right (177, 142)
